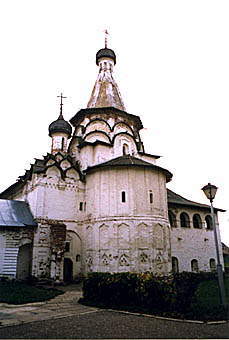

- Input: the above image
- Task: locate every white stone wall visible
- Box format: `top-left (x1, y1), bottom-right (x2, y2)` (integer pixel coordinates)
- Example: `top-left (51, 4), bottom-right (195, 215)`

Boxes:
top-left (0, 228), bottom-right (33, 278)
top-left (81, 166), bottom-right (171, 274)
top-left (170, 207), bottom-right (224, 272)
top-left (51, 132), bottom-right (69, 154)
top-left (85, 167), bottom-right (168, 218)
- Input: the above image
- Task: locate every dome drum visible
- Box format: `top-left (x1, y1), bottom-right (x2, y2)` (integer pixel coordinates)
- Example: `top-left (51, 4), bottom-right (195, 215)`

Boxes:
top-left (49, 118), bottom-right (72, 138)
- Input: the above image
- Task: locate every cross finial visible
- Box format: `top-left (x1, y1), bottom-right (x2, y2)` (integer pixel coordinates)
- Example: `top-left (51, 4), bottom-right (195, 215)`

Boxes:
top-left (57, 92), bottom-right (67, 119)
top-left (104, 29), bottom-right (109, 48)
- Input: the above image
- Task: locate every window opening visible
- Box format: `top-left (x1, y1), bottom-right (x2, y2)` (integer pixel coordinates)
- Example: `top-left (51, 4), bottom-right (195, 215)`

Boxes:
top-left (210, 258), bottom-right (216, 271)
top-left (149, 191), bottom-right (153, 204)
top-left (191, 259), bottom-right (199, 272)
top-left (193, 214), bottom-right (202, 229)
top-left (61, 137), bottom-right (65, 151)
top-left (79, 202), bottom-right (83, 211)
top-left (121, 191), bottom-right (126, 203)
top-left (169, 210), bottom-right (177, 228)
top-left (76, 254), bottom-right (81, 262)
top-left (180, 212), bottom-right (190, 228)
top-left (205, 215), bottom-right (213, 230)
top-left (122, 143), bottom-right (129, 155)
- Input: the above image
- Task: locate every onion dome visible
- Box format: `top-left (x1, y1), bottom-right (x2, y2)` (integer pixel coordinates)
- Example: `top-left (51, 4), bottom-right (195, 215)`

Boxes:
top-left (96, 48), bottom-right (116, 65)
top-left (49, 114), bottom-right (72, 138)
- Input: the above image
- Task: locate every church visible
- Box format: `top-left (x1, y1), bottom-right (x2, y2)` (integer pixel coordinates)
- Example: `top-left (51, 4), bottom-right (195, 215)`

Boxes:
top-left (0, 43), bottom-right (225, 282)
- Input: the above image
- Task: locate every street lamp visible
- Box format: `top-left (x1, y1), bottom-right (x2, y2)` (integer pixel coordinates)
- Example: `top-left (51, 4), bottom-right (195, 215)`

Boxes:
top-left (202, 183), bottom-right (227, 308)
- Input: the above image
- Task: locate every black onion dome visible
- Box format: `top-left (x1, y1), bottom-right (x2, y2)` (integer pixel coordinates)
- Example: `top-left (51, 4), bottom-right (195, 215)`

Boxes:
top-left (49, 116), bottom-right (72, 138)
top-left (96, 48), bottom-right (116, 65)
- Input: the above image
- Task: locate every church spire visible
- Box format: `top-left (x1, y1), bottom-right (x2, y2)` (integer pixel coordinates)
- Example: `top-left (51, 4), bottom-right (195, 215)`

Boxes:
top-left (87, 34), bottom-right (126, 111)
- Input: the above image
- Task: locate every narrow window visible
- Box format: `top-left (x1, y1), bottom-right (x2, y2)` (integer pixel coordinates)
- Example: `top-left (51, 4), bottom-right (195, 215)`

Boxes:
top-left (172, 257), bottom-right (179, 273)
top-left (121, 191), bottom-right (126, 203)
top-left (149, 191), bottom-right (153, 204)
top-left (205, 215), bottom-right (213, 230)
top-left (122, 143), bottom-right (129, 155)
top-left (84, 202), bottom-right (86, 211)
top-left (76, 254), bottom-right (81, 262)
top-left (79, 202), bottom-right (83, 211)
top-left (191, 259), bottom-right (199, 272)
top-left (65, 242), bottom-right (70, 252)
top-left (61, 137), bottom-right (65, 151)
top-left (193, 214), bottom-right (202, 229)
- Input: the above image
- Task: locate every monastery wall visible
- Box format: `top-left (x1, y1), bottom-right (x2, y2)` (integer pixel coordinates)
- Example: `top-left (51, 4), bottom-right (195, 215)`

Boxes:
top-left (170, 207), bottom-right (224, 272)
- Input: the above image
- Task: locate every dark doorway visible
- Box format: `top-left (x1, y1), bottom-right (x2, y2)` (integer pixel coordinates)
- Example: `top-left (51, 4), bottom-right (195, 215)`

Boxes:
top-left (64, 258), bottom-right (73, 282)
top-left (16, 244), bottom-right (32, 280)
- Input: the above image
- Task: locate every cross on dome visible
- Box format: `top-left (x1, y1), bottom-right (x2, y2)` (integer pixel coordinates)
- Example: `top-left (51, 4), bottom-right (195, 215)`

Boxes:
top-left (57, 93), bottom-right (67, 119)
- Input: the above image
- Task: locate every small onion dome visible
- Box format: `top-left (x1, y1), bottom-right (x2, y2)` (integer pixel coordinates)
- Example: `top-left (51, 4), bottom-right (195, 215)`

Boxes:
top-left (48, 116), bottom-right (72, 138)
top-left (96, 48), bottom-right (116, 65)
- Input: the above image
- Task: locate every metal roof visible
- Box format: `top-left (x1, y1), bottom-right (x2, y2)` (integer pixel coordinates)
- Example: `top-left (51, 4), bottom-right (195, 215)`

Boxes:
top-left (0, 199), bottom-right (37, 227)
top-left (85, 155), bottom-right (173, 182)
top-left (167, 189), bottom-right (225, 212)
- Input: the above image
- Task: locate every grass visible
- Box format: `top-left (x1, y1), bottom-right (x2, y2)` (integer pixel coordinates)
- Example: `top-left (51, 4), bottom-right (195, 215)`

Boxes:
top-left (0, 281), bottom-right (64, 305)
top-left (188, 277), bottom-right (229, 320)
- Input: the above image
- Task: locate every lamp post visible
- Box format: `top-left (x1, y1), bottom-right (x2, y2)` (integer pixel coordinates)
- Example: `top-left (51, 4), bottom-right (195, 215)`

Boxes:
top-left (202, 183), bottom-right (227, 308)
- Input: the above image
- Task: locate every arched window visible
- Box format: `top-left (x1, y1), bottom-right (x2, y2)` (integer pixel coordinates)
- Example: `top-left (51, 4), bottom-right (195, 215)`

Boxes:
top-left (210, 258), bottom-right (216, 271)
top-left (172, 257), bottom-right (179, 273)
top-left (191, 259), bottom-right (199, 272)
top-left (169, 210), bottom-right (177, 228)
top-left (193, 214), bottom-right (202, 229)
top-left (122, 143), bottom-right (129, 155)
top-left (205, 215), bottom-right (213, 230)
top-left (180, 212), bottom-right (190, 228)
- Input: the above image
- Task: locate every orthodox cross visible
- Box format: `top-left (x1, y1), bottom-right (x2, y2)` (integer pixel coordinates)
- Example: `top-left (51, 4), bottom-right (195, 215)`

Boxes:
top-left (57, 93), bottom-right (67, 118)
top-left (104, 29), bottom-right (109, 48)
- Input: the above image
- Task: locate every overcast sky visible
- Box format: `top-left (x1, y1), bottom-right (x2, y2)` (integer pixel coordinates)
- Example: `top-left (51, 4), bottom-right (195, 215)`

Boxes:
top-left (0, 0), bottom-right (228, 245)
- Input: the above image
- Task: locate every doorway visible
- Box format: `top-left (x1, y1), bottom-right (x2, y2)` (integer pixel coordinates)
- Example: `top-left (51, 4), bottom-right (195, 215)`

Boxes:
top-left (16, 244), bottom-right (32, 280)
top-left (63, 258), bottom-right (73, 282)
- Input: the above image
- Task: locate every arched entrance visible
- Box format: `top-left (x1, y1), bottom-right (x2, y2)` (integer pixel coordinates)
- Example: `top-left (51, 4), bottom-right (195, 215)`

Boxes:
top-left (16, 244), bottom-right (32, 280)
top-left (63, 258), bottom-right (73, 282)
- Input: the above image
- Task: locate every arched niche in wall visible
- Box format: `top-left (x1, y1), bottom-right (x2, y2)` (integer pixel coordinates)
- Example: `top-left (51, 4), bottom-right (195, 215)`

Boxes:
top-left (46, 165), bottom-right (61, 180)
top-left (113, 133), bottom-right (137, 156)
top-left (84, 131), bottom-right (111, 144)
top-left (113, 122), bottom-right (134, 136)
top-left (137, 223), bottom-right (149, 248)
top-left (86, 226), bottom-right (93, 250)
top-left (153, 224), bottom-right (164, 250)
top-left (85, 119), bottom-right (111, 135)
top-left (118, 223), bottom-right (130, 249)
top-left (65, 168), bottom-right (80, 182)
top-left (99, 224), bottom-right (109, 250)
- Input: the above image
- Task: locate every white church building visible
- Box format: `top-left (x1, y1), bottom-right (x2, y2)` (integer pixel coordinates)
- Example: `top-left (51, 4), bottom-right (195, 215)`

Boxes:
top-left (0, 44), bottom-right (225, 281)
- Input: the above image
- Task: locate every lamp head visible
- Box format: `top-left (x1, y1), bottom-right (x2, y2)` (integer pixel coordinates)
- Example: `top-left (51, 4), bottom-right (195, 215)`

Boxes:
top-left (202, 183), bottom-right (218, 202)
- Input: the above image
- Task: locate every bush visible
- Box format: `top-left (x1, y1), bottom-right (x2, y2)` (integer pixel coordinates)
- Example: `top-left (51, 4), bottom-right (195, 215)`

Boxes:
top-left (81, 271), bottom-right (228, 320)
top-left (82, 272), bottom-right (177, 312)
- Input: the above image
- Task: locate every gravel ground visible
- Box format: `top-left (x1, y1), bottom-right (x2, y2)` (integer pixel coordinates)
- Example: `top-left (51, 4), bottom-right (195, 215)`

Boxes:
top-left (0, 310), bottom-right (228, 339)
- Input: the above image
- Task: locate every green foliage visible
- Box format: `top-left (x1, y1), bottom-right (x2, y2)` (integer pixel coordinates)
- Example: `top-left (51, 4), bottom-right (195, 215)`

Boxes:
top-left (83, 272), bottom-right (177, 312)
top-left (0, 281), bottom-right (63, 304)
top-left (81, 271), bottom-right (229, 321)
top-left (189, 277), bottom-right (229, 320)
